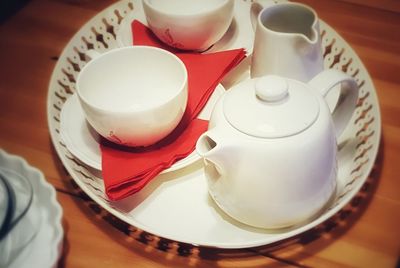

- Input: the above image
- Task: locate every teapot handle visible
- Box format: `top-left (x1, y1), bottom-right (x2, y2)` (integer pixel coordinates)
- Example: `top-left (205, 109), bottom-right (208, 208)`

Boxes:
top-left (309, 69), bottom-right (359, 138)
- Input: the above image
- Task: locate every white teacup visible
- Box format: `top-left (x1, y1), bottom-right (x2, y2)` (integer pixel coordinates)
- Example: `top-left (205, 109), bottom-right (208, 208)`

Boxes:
top-left (142, 0), bottom-right (234, 51)
top-left (77, 46), bottom-right (188, 147)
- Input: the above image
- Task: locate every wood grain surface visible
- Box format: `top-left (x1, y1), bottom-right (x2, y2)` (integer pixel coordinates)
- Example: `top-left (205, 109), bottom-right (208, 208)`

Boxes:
top-left (0, 0), bottom-right (399, 267)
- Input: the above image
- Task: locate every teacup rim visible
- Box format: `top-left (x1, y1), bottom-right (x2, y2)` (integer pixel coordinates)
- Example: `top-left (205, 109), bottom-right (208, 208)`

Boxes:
top-left (143, 0), bottom-right (232, 17)
top-left (76, 46), bottom-right (188, 114)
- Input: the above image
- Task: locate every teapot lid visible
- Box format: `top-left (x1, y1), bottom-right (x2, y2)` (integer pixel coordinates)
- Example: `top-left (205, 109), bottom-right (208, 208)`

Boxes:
top-left (223, 75), bottom-right (319, 138)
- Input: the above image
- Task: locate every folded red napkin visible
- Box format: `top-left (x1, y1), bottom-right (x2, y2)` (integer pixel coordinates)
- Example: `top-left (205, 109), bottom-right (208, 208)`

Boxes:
top-left (101, 20), bottom-right (246, 201)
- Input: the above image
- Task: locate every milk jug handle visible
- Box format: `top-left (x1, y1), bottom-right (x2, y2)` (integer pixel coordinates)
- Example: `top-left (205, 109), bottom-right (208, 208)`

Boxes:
top-left (309, 69), bottom-right (359, 139)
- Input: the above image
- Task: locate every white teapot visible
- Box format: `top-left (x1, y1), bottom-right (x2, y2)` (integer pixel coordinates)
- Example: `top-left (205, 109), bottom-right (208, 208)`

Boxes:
top-left (196, 69), bottom-right (358, 229)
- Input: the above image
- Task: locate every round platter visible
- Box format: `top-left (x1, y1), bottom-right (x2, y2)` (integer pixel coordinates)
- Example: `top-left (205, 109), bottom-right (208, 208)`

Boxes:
top-left (47, 0), bottom-right (381, 248)
top-left (0, 150), bottom-right (63, 267)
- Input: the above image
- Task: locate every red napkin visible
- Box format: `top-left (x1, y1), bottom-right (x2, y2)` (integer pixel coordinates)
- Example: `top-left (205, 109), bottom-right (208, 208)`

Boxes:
top-left (101, 20), bottom-right (246, 201)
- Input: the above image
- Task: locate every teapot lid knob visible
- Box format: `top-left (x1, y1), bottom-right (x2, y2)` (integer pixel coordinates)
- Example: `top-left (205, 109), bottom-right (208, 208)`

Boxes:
top-left (255, 76), bottom-right (288, 102)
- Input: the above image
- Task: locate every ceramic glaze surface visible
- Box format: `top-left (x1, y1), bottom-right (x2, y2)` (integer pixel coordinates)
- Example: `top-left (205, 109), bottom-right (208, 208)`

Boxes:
top-left (143, 0), bottom-right (234, 51)
top-left (201, 96), bottom-right (337, 228)
top-left (0, 168), bottom-right (40, 267)
top-left (250, 2), bottom-right (324, 82)
top-left (79, 49), bottom-right (186, 110)
top-left (0, 150), bottom-right (63, 268)
top-left (147, 0), bottom-right (227, 14)
top-left (77, 46), bottom-right (188, 147)
top-left (196, 70), bottom-right (359, 228)
top-left (223, 76), bottom-right (320, 138)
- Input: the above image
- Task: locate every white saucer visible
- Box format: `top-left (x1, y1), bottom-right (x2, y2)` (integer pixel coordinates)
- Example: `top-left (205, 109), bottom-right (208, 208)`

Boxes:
top-left (60, 85), bottom-right (225, 171)
top-left (115, 0), bottom-right (254, 54)
top-left (0, 150), bottom-right (63, 268)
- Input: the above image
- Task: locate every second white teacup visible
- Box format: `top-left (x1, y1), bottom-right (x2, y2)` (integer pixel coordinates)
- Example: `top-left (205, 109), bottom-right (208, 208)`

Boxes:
top-left (77, 46), bottom-right (188, 147)
top-left (142, 0), bottom-right (234, 51)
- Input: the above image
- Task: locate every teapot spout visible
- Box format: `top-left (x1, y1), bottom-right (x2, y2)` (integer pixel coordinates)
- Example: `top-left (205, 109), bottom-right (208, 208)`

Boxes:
top-left (196, 132), bottom-right (220, 162)
top-left (196, 131), bottom-right (227, 178)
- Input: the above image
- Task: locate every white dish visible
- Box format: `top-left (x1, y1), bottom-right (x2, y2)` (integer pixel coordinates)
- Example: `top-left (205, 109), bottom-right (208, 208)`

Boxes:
top-left (116, 0), bottom-right (255, 54)
top-left (48, 0), bottom-right (381, 248)
top-left (60, 84), bottom-right (225, 171)
top-left (0, 149), bottom-right (63, 268)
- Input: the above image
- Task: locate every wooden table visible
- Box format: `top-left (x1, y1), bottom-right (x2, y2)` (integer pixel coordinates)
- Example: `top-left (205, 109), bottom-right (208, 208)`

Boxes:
top-left (0, 0), bottom-right (399, 267)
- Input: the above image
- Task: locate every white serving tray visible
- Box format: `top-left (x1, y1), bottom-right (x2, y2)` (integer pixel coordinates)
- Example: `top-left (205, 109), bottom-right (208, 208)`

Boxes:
top-left (47, 0), bottom-right (380, 248)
